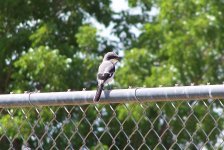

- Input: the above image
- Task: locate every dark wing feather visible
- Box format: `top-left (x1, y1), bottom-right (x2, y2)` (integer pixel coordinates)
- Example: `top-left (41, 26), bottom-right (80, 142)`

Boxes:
top-left (97, 61), bottom-right (115, 81)
top-left (98, 73), bottom-right (112, 80)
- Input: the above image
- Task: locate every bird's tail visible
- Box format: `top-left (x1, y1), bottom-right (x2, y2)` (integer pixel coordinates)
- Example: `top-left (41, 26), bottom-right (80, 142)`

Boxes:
top-left (93, 83), bottom-right (104, 102)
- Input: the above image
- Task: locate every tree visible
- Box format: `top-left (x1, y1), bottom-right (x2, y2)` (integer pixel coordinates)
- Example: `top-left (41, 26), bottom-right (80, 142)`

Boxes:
top-left (0, 0), bottom-right (113, 149)
top-left (0, 0), bottom-right (112, 93)
top-left (0, 0), bottom-right (224, 149)
top-left (116, 0), bottom-right (224, 148)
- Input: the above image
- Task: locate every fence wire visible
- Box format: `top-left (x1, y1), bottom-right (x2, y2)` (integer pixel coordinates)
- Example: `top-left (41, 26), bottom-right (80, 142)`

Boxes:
top-left (0, 99), bottom-right (224, 149)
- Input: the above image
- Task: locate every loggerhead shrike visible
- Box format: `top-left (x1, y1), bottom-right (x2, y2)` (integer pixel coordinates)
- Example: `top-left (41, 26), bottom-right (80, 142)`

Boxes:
top-left (93, 52), bottom-right (122, 102)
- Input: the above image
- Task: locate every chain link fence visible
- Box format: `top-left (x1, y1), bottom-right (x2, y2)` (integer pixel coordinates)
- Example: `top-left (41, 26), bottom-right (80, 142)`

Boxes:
top-left (1, 85), bottom-right (224, 149)
top-left (1, 99), bottom-right (224, 149)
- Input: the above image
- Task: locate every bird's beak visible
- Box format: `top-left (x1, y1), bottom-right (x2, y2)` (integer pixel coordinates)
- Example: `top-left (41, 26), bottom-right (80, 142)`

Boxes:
top-left (118, 57), bottom-right (123, 61)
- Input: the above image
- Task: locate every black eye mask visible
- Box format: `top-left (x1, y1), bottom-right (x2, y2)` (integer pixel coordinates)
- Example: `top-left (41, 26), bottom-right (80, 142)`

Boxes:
top-left (107, 55), bottom-right (118, 60)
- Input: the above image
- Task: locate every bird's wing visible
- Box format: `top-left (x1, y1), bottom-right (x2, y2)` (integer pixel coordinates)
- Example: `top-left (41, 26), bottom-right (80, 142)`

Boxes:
top-left (97, 61), bottom-right (115, 81)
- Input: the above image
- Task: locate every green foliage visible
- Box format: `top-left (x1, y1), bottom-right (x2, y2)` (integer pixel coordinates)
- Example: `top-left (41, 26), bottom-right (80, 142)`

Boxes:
top-left (117, 48), bottom-right (155, 87)
top-left (13, 46), bottom-right (69, 92)
top-left (116, 0), bottom-right (224, 148)
top-left (75, 25), bottom-right (98, 53)
top-left (1, 0), bottom-right (224, 149)
top-left (66, 53), bottom-right (101, 90)
top-left (123, 0), bottom-right (224, 86)
top-left (29, 23), bottom-right (54, 47)
top-left (0, 112), bottom-right (31, 138)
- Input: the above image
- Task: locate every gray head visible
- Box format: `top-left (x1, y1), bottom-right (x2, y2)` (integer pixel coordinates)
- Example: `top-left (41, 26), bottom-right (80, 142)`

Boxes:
top-left (103, 52), bottom-right (121, 63)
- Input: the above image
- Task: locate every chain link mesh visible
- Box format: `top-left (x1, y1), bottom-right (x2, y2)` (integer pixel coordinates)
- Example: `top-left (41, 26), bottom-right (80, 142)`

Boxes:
top-left (0, 99), bottom-right (224, 149)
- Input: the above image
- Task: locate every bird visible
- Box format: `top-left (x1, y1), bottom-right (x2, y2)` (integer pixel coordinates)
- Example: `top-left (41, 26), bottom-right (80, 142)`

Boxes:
top-left (93, 52), bottom-right (122, 102)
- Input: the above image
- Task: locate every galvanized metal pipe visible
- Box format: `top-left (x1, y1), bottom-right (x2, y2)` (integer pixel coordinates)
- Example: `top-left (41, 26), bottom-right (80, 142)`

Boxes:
top-left (0, 85), bottom-right (223, 107)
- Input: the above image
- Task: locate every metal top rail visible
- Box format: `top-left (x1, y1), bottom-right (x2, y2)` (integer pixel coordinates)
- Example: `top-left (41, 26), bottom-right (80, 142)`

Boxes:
top-left (0, 84), bottom-right (224, 108)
